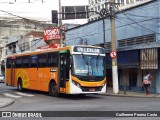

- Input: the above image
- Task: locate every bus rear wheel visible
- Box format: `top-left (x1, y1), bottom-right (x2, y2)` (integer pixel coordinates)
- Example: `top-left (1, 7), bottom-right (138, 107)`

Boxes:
top-left (17, 79), bottom-right (23, 92)
top-left (49, 82), bottom-right (59, 97)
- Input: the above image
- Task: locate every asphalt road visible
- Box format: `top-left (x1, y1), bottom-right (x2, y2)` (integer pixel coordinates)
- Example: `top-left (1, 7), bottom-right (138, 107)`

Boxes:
top-left (1, 83), bottom-right (160, 120)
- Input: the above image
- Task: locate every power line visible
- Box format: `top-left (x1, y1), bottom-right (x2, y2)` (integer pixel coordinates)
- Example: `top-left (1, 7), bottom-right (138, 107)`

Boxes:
top-left (0, 9), bottom-right (49, 23)
top-left (125, 13), bottom-right (160, 19)
top-left (133, 0), bottom-right (160, 10)
top-left (0, 9), bottom-right (58, 52)
top-left (116, 7), bottom-right (160, 34)
top-left (26, 26), bottom-right (59, 50)
top-left (7, 26), bottom-right (58, 53)
top-left (66, 16), bottom-right (159, 42)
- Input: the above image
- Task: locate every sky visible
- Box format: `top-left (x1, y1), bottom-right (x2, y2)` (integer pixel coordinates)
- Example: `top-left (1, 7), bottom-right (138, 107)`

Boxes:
top-left (0, 0), bottom-right (88, 24)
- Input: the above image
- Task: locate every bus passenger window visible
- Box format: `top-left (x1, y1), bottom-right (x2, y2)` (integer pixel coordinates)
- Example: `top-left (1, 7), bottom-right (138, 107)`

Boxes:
top-left (15, 57), bottom-right (22, 68)
top-left (6, 58), bottom-right (12, 68)
top-left (38, 54), bottom-right (47, 68)
top-left (22, 56), bottom-right (30, 68)
top-left (31, 55), bottom-right (37, 68)
top-left (48, 52), bottom-right (58, 67)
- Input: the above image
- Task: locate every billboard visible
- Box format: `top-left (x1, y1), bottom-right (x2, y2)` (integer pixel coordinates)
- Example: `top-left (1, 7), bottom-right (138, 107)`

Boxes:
top-left (62, 6), bottom-right (88, 20)
top-left (38, 42), bottom-right (60, 49)
top-left (43, 27), bottom-right (65, 41)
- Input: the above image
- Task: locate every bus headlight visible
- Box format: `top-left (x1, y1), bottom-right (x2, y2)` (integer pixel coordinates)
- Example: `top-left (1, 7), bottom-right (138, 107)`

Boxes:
top-left (72, 80), bottom-right (81, 88)
top-left (102, 83), bottom-right (106, 87)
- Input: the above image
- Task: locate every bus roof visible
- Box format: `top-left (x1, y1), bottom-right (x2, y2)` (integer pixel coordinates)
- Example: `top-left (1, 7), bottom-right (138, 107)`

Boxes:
top-left (6, 45), bottom-right (103, 58)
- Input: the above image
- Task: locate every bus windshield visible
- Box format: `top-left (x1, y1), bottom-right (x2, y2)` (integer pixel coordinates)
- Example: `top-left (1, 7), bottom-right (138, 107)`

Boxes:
top-left (73, 54), bottom-right (105, 77)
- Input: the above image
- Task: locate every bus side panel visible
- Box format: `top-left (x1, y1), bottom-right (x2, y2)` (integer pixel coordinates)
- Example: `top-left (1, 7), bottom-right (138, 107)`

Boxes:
top-left (15, 68), bottom-right (38, 90)
top-left (38, 68), bottom-right (49, 92)
top-left (6, 69), bottom-right (11, 86)
top-left (27, 68), bottom-right (38, 90)
top-left (39, 67), bottom-right (59, 92)
top-left (65, 81), bottom-right (70, 94)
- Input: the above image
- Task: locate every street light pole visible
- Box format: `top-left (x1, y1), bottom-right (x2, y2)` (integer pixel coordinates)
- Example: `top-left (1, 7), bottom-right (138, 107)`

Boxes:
top-left (102, 18), bottom-right (106, 49)
top-left (58, 0), bottom-right (63, 47)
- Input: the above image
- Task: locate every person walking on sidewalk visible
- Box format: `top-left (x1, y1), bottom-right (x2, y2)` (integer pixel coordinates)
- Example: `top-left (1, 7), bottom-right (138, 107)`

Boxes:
top-left (143, 71), bottom-right (152, 96)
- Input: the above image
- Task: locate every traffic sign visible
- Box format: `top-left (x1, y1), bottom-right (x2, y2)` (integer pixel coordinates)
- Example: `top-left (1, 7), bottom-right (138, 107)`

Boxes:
top-left (110, 51), bottom-right (117, 58)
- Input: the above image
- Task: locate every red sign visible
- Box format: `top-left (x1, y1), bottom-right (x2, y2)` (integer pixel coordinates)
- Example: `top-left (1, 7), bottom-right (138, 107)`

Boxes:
top-left (44, 27), bottom-right (65, 41)
top-left (38, 43), bottom-right (60, 49)
top-left (110, 50), bottom-right (117, 58)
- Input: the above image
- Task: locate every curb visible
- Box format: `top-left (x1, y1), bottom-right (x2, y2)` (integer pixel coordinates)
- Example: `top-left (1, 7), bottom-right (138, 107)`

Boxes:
top-left (0, 96), bottom-right (15, 108)
top-left (98, 93), bottom-right (160, 98)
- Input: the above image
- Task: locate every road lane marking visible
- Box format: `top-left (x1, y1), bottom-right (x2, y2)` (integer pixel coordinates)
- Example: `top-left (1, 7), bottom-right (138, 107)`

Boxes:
top-left (3, 93), bottom-right (22, 98)
top-left (15, 92), bottom-right (34, 97)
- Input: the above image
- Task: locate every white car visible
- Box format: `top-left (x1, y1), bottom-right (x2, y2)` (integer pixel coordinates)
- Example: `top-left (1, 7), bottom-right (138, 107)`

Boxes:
top-left (0, 75), bottom-right (5, 83)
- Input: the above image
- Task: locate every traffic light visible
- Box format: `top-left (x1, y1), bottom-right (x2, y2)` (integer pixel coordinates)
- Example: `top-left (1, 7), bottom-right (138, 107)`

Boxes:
top-left (51, 10), bottom-right (58, 24)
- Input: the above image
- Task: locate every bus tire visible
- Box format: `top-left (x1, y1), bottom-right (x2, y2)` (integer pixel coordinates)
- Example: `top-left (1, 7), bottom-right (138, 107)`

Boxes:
top-left (17, 79), bottom-right (23, 92)
top-left (49, 82), bottom-right (59, 97)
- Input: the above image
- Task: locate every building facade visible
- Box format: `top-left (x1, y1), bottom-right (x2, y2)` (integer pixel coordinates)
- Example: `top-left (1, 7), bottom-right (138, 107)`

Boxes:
top-left (66, 0), bottom-right (160, 93)
top-left (0, 17), bottom-right (53, 75)
top-left (88, 0), bottom-right (153, 21)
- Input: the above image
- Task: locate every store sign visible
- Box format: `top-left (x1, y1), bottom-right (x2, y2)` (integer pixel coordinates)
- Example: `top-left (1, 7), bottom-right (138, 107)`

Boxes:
top-left (38, 43), bottom-right (60, 49)
top-left (73, 46), bottom-right (104, 54)
top-left (44, 27), bottom-right (65, 41)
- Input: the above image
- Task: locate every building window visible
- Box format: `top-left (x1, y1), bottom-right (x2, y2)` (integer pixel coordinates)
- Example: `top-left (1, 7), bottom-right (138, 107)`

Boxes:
top-left (13, 45), bottom-right (16, 53)
top-left (9, 46), bottom-right (12, 50)
top-left (119, 0), bottom-right (125, 6)
top-left (105, 2), bottom-right (108, 9)
top-left (102, 4), bottom-right (104, 9)
top-left (98, 5), bottom-right (100, 11)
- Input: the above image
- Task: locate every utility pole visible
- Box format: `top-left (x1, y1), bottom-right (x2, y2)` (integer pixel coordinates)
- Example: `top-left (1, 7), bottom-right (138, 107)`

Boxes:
top-left (89, 3), bottom-right (119, 93)
top-left (109, 0), bottom-right (119, 94)
top-left (58, 0), bottom-right (63, 47)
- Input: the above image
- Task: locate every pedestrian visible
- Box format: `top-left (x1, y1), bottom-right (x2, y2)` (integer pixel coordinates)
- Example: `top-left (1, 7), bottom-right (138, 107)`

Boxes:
top-left (143, 71), bottom-right (152, 96)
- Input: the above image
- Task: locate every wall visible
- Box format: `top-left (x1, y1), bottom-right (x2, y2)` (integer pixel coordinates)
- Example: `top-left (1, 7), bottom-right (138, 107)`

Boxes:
top-left (66, 1), bottom-right (159, 49)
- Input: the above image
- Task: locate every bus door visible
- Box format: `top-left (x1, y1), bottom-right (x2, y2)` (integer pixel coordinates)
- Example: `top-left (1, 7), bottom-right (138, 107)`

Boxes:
top-left (11, 58), bottom-right (16, 86)
top-left (59, 50), bottom-right (70, 93)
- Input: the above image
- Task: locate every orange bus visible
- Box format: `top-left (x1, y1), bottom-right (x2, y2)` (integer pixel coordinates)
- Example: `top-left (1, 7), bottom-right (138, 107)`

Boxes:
top-left (6, 45), bottom-right (106, 96)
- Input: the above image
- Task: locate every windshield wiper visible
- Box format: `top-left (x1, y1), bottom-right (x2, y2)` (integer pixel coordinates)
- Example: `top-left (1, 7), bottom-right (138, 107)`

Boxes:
top-left (82, 54), bottom-right (88, 65)
top-left (96, 54), bottom-right (100, 70)
top-left (82, 54), bottom-right (89, 75)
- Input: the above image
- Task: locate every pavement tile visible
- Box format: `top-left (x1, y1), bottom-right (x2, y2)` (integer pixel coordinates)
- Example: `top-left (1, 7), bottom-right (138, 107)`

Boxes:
top-left (105, 88), bottom-right (160, 98)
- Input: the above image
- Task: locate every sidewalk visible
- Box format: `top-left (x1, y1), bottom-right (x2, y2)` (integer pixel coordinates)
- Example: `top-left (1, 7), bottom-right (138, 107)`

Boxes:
top-left (0, 94), bottom-right (14, 108)
top-left (105, 88), bottom-right (160, 98)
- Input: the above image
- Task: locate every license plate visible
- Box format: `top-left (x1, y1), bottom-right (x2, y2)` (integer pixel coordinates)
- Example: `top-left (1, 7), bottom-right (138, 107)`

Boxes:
top-left (89, 88), bottom-right (95, 92)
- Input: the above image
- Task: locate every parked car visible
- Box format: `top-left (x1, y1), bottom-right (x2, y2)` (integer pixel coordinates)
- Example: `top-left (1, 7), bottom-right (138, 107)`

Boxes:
top-left (0, 75), bottom-right (5, 83)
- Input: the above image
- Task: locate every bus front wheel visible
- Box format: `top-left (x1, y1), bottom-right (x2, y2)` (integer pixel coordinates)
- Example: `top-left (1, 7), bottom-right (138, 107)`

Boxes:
top-left (17, 79), bottom-right (23, 92)
top-left (49, 82), bottom-right (59, 97)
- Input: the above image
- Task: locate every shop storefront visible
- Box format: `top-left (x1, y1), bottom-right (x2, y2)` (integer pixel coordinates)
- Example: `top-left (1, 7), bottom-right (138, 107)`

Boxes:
top-left (106, 48), bottom-right (157, 93)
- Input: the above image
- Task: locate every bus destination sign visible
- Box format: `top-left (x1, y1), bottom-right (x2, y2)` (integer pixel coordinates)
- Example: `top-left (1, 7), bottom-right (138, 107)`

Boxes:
top-left (73, 46), bottom-right (104, 54)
